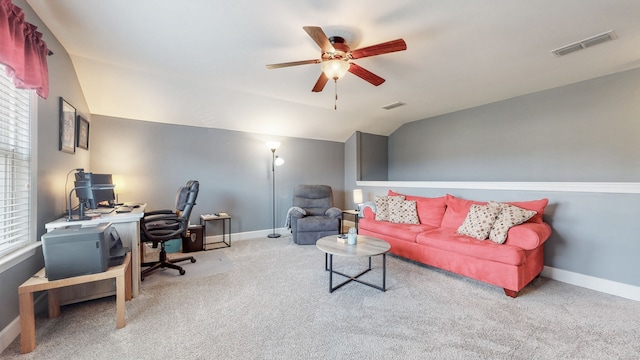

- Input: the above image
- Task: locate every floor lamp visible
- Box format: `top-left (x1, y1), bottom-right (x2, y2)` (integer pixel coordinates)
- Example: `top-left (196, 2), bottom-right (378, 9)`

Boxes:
top-left (267, 142), bottom-right (284, 238)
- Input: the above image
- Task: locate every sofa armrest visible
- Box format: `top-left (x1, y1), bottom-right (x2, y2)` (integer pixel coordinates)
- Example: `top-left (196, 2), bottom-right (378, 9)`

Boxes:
top-left (362, 202), bottom-right (376, 219)
top-left (504, 222), bottom-right (552, 250)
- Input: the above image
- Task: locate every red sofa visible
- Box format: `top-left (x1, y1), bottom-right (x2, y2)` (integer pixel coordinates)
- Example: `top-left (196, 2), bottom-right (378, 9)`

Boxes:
top-left (358, 191), bottom-right (552, 297)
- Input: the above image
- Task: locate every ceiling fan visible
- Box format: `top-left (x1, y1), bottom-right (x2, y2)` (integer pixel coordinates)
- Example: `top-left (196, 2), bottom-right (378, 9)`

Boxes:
top-left (266, 26), bottom-right (407, 93)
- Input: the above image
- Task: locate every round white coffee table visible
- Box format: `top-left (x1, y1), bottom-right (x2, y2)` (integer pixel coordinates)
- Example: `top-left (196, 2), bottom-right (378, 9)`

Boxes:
top-left (316, 235), bottom-right (391, 293)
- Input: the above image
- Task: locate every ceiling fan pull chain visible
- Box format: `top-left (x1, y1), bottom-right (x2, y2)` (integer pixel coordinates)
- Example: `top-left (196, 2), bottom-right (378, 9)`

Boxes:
top-left (334, 79), bottom-right (338, 110)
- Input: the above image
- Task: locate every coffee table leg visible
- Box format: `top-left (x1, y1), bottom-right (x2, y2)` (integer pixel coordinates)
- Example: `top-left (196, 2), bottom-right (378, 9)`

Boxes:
top-left (382, 253), bottom-right (386, 291)
top-left (329, 254), bottom-right (334, 293)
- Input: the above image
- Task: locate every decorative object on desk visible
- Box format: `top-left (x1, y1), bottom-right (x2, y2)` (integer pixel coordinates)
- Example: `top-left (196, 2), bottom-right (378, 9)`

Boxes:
top-left (353, 189), bottom-right (364, 212)
top-left (347, 227), bottom-right (357, 245)
top-left (267, 141), bottom-right (285, 238)
top-left (76, 115), bottom-right (89, 150)
top-left (111, 175), bottom-right (125, 204)
top-left (59, 97), bottom-right (76, 154)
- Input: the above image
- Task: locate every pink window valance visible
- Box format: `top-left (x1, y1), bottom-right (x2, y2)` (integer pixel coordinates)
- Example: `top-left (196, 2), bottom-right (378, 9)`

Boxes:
top-left (0, 0), bottom-right (49, 98)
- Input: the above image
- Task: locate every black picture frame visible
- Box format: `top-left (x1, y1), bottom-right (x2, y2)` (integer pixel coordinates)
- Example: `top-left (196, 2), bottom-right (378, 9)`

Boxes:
top-left (77, 115), bottom-right (89, 150)
top-left (59, 97), bottom-right (76, 154)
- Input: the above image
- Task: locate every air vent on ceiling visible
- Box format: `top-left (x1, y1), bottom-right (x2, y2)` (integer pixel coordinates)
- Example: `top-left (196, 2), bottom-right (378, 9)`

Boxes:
top-left (551, 30), bottom-right (618, 57)
top-left (382, 101), bottom-right (406, 110)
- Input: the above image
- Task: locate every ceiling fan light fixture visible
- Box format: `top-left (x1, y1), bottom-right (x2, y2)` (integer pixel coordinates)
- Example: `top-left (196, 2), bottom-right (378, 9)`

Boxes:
top-left (321, 59), bottom-right (350, 80)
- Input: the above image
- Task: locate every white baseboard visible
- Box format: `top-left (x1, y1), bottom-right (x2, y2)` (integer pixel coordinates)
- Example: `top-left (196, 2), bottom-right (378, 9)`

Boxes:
top-left (0, 292), bottom-right (46, 354)
top-left (0, 317), bottom-right (20, 354)
top-left (205, 227), bottom-right (290, 244)
top-left (542, 266), bottom-right (640, 301)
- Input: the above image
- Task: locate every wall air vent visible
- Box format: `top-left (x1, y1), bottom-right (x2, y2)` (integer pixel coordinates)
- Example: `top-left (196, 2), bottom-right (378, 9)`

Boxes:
top-left (551, 30), bottom-right (618, 57)
top-left (382, 101), bottom-right (406, 110)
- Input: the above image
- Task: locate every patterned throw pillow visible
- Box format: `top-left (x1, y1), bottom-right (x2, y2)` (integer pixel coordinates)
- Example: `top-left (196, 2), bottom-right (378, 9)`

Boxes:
top-left (374, 195), bottom-right (405, 222)
top-left (488, 201), bottom-right (537, 244)
top-left (456, 203), bottom-right (502, 240)
top-left (389, 200), bottom-right (419, 224)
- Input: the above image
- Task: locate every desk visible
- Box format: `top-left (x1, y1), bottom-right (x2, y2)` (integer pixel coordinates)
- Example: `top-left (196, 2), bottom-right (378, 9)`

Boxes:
top-left (44, 204), bottom-right (145, 302)
top-left (19, 253), bottom-right (131, 353)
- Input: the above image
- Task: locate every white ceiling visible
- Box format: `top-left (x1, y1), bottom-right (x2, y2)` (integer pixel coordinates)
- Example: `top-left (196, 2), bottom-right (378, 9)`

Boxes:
top-left (27, 0), bottom-right (640, 142)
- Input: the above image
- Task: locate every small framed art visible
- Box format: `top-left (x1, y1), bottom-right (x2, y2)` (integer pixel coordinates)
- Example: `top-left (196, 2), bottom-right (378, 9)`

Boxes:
top-left (77, 115), bottom-right (89, 150)
top-left (59, 97), bottom-right (76, 154)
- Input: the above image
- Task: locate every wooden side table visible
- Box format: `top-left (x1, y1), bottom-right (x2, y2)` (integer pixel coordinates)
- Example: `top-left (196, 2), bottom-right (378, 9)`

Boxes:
top-left (18, 253), bottom-right (131, 354)
top-left (200, 214), bottom-right (231, 249)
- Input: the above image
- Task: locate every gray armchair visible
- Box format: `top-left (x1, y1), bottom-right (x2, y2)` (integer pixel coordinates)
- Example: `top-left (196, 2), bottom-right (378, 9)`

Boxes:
top-left (289, 185), bottom-right (342, 245)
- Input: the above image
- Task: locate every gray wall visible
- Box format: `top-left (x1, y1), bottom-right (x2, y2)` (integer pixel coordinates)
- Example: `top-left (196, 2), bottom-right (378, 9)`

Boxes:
top-left (390, 69), bottom-right (640, 182)
top-left (385, 67), bottom-right (640, 287)
top-left (90, 116), bottom-right (345, 234)
top-left (1, 0), bottom-right (91, 333)
top-left (359, 132), bottom-right (388, 181)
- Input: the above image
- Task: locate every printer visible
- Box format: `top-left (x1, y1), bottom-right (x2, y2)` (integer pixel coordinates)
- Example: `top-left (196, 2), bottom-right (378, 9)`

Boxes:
top-left (41, 222), bottom-right (127, 280)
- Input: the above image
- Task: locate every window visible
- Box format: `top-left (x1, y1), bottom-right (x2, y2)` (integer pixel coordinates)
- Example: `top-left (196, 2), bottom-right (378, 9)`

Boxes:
top-left (0, 65), bottom-right (34, 257)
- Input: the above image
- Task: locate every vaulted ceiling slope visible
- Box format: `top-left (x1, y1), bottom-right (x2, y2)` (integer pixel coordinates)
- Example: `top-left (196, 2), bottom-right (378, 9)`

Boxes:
top-left (27, 0), bottom-right (640, 142)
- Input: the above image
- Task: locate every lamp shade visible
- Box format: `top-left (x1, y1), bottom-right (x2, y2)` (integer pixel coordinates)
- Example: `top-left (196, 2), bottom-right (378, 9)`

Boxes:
top-left (321, 59), bottom-right (350, 80)
top-left (274, 156), bottom-right (284, 166)
top-left (266, 141), bottom-right (281, 151)
top-left (353, 189), bottom-right (363, 204)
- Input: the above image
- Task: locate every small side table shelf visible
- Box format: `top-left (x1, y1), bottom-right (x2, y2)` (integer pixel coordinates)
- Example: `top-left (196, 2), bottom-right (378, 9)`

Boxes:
top-left (341, 209), bottom-right (360, 234)
top-left (200, 214), bottom-right (231, 250)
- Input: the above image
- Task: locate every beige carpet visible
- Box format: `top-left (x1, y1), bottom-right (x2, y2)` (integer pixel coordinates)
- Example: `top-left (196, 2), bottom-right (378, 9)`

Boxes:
top-left (3, 236), bottom-right (640, 359)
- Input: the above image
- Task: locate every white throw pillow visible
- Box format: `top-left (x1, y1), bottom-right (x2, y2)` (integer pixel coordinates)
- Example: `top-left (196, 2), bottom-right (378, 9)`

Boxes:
top-left (457, 203), bottom-right (502, 240)
top-left (488, 201), bottom-right (537, 244)
top-left (389, 200), bottom-right (419, 224)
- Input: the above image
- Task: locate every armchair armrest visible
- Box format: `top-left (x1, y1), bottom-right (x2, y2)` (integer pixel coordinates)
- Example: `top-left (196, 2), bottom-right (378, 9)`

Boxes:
top-left (325, 207), bottom-right (342, 219)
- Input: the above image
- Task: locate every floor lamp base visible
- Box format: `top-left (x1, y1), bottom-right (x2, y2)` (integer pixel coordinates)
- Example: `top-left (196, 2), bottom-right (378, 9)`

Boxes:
top-left (267, 233), bottom-right (281, 238)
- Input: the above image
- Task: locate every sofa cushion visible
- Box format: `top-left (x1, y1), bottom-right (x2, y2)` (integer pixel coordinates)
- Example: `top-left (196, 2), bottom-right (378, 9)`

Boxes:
top-left (440, 194), bottom-right (487, 229)
top-left (388, 190), bottom-right (447, 227)
top-left (358, 218), bottom-right (436, 243)
top-left (389, 200), bottom-right (420, 224)
top-left (374, 195), bottom-right (405, 222)
top-left (456, 203), bottom-right (502, 240)
top-left (488, 201), bottom-right (537, 244)
top-left (416, 228), bottom-right (526, 266)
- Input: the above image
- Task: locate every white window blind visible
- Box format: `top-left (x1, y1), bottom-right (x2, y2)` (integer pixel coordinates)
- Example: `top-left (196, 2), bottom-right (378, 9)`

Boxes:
top-left (0, 65), bottom-right (32, 257)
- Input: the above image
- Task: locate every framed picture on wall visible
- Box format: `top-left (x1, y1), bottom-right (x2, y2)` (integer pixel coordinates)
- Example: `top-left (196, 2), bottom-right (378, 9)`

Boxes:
top-left (59, 97), bottom-right (76, 154)
top-left (77, 115), bottom-right (89, 150)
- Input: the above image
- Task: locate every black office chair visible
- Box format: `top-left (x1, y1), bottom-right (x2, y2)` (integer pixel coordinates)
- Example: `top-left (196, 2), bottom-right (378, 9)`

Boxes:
top-left (140, 180), bottom-right (199, 280)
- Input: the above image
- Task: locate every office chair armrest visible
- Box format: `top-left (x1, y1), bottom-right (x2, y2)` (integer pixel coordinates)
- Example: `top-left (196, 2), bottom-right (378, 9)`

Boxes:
top-left (141, 217), bottom-right (187, 242)
top-left (143, 209), bottom-right (176, 217)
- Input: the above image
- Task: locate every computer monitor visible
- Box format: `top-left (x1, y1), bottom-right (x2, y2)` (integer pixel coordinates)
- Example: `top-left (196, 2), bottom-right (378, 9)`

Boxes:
top-left (74, 171), bottom-right (116, 209)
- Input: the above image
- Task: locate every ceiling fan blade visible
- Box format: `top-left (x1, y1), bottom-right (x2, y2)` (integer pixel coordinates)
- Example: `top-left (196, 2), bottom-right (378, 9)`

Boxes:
top-left (311, 72), bottom-right (329, 92)
top-left (348, 63), bottom-right (385, 86)
top-left (303, 26), bottom-right (335, 53)
top-left (350, 39), bottom-right (407, 59)
top-left (266, 59), bottom-right (321, 69)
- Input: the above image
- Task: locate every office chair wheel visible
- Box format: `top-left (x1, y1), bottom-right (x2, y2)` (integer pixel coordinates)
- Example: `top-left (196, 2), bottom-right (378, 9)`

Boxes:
top-left (179, 269), bottom-right (186, 275)
top-left (191, 258), bottom-right (197, 263)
